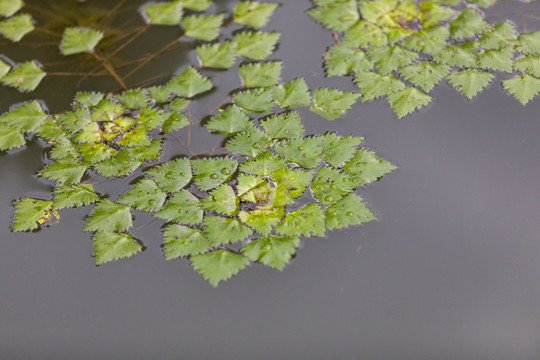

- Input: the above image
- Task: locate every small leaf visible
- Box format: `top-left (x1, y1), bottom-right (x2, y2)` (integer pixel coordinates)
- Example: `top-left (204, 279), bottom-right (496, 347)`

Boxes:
top-left (233, 1), bottom-right (279, 29)
top-left (419, 1), bottom-right (456, 28)
top-left (325, 194), bottom-right (375, 230)
top-left (321, 133), bottom-right (363, 168)
top-left (143, 0), bottom-right (183, 25)
top-left (272, 78), bottom-right (311, 109)
top-left (226, 125), bottom-right (272, 157)
top-left (477, 47), bottom-right (514, 73)
top-left (13, 198), bottom-right (55, 232)
top-left (182, 14), bottom-right (223, 41)
top-left (166, 66), bottom-right (213, 98)
top-left (0, 57), bottom-right (11, 78)
top-left (53, 184), bottom-right (100, 210)
top-left (399, 62), bottom-right (450, 93)
top-left (275, 204), bottom-right (325, 238)
top-left (310, 88), bottom-right (359, 120)
top-left (325, 45), bottom-right (373, 76)
top-left (0, 0), bottom-right (24, 17)
top-left (242, 235), bottom-right (299, 270)
top-left (354, 71), bottom-right (405, 101)
top-left (367, 45), bottom-right (419, 75)
top-left (118, 179), bottom-right (167, 213)
top-left (155, 190), bottom-right (203, 225)
top-left (387, 87), bottom-right (433, 118)
top-left (239, 61), bottom-right (282, 88)
top-left (75, 91), bottom-right (104, 107)
top-left (117, 125), bottom-right (151, 147)
top-left (138, 106), bottom-right (170, 130)
top-left (179, 0), bottom-right (211, 11)
top-left (343, 149), bottom-right (397, 186)
top-left (260, 111), bottom-right (305, 139)
top-left (60, 27), bottom-right (104, 55)
top-left (271, 168), bottom-right (313, 207)
top-left (233, 87), bottom-right (274, 114)
top-left (79, 143), bottom-right (116, 164)
top-left (447, 69), bottom-right (494, 100)
top-left (91, 99), bottom-right (125, 122)
top-left (161, 112), bottom-right (189, 133)
top-left (274, 136), bottom-right (323, 168)
top-left (514, 55), bottom-right (540, 77)
top-left (478, 21), bottom-right (517, 50)
top-left (117, 89), bottom-right (149, 110)
top-left (449, 8), bottom-right (488, 40)
top-left (239, 208), bottom-right (284, 236)
top-left (190, 250), bottom-right (250, 287)
top-left (235, 31), bottom-right (280, 60)
top-left (465, 0), bottom-right (497, 8)
top-left (202, 184), bottom-right (239, 215)
top-left (148, 86), bottom-right (172, 103)
top-left (2, 60), bottom-right (46, 91)
top-left (433, 42), bottom-right (478, 68)
top-left (40, 156), bottom-right (88, 184)
top-left (402, 26), bottom-right (449, 54)
top-left (0, 124), bottom-right (24, 150)
top-left (85, 199), bottom-right (132, 233)
top-left (191, 157), bottom-right (238, 191)
top-left (196, 41), bottom-right (237, 69)
top-left (311, 167), bottom-right (355, 205)
top-left (205, 105), bottom-right (252, 136)
top-left (240, 151), bottom-right (288, 176)
top-left (0, 13), bottom-right (33, 41)
top-left (308, 0), bottom-right (358, 32)
top-left (92, 232), bottom-right (142, 265)
top-left (147, 158), bottom-right (192, 193)
top-left (56, 107), bottom-right (91, 133)
top-left (202, 216), bottom-right (253, 246)
top-left (0, 100), bottom-right (47, 132)
top-left (516, 30), bottom-right (540, 55)
top-left (502, 74), bottom-right (540, 105)
top-left (342, 20), bottom-right (387, 48)
top-left (162, 225), bottom-right (209, 259)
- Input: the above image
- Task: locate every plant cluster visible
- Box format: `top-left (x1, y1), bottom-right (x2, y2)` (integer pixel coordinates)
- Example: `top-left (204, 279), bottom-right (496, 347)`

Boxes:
top-left (309, 0), bottom-right (540, 117)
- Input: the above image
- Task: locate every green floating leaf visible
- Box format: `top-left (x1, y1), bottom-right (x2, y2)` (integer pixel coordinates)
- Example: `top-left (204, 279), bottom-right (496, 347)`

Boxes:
top-left (399, 62), bottom-right (450, 93)
top-left (117, 125), bottom-right (151, 147)
top-left (143, 0), bottom-right (183, 25)
top-left (92, 232), bottom-right (142, 265)
top-left (308, 0), bottom-right (359, 32)
top-left (239, 61), bottom-right (282, 88)
top-left (450, 8), bottom-right (488, 40)
top-left (359, 0), bottom-right (418, 28)
top-left (166, 66), bottom-right (213, 98)
top-left (274, 136), bottom-right (323, 168)
top-left (0, 13), bottom-right (33, 41)
top-left (514, 55), bottom-right (540, 77)
top-left (53, 184), bottom-right (99, 210)
top-left (179, 0), bottom-right (211, 12)
top-left (419, 1), bottom-right (456, 28)
top-left (275, 204), bottom-right (325, 238)
top-left (160, 110), bottom-right (187, 133)
top-left (242, 235), bottom-right (299, 270)
top-left (147, 158), bottom-right (192, 193)
top-left (75, 91), bottom-right (104, 107)
top-left (60, 27), bottom-right (104, 55)
top-left (226, 125), bottom-right (272, 157)
top-left (205, 105), bottom-right (252, 136)
top-left (191, 157), bottom-right (238, 191)
top-left (239, 208), bottom-right (284, 236)
top-left (367, 45), bottom-right (419, 75)
top-left (355, 71), bottom-right (405, 101)
top-left (234, 1), bottom-right (279, 29)
top-left (447, 69), bottom-right (494, 100)
top-left (310, 88), bottom-right (359, 120)
top-left (433, 42), bottom-right (478, 68)
top-left (84, 199), bottom-right (132, 233)
top-left (311, 167), bottom-right (355, 205)
top-left (79, 143), bottom-right (116, 164)
top-left (260, 111), bottom-right (305, 140)
top-left (402, 26), bottom-right (449, 54)
top-left (342, 20), bottom-right (387, 48)
top-left (162, 225), bottom-right (209, 259)
top-left (2, 61), bottom-right (46, 92)
top-left (325, 45), bottom-right (373, 76)
top-left (234, 87), bottom-right (274, 114)
top-left (516, 30), bottom-right (540, 55)
top-left (479, 21), bottom-right (517, 50)
top-left (0, 124), bottom-right (24, 151)
top-left (155, 190), bottom-right (204, 225)
top-left (465, 0), bottom-right (497, 8)
top-left (202, 216), bottom-right (253, 246)
top-left (240, 151), bottom-right (287, 176)
top-left (387, 87), bottom-right (433, 118)
top-left (196, 42), bottom-right (237, 69)
top-left (343, 149), bottom-right (397, 186)
top-left (325, 194), bottom-right (375, 231)
top-left (235, 31), bottom-right (280, 60)
top-left (477, 47), bottom-right (514, 73)
top-left (202, 184), bottom-right (239, 216)
top-left (273, 78), bottom-right (311, 109)
top-left (0, 57), bottom-right (11, 78)
top-left (502, 74), bottom-right (540, 105)
top-left (191, 250), bottom-right (250, 287)
top-left (13, 198), bottom-right (56, 232)
top-left (117, 89), bottom-right (149, 110)
top-left (0, 100), bottom-right (47, 132)
top-left (40, 156), bottom-right (88, 184)
top-left (321, 133), bottom-right (362, 168)
top-left (118, 179), bottom-right (167, 213)
top-left (0, 0), bottom-right (24, 17)
top-left (182, 14), bottom-right (223, 41)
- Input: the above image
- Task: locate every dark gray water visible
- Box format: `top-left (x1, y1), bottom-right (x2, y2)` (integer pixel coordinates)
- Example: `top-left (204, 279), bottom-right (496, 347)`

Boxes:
top-left (1, 1), bottom-right (540, 359)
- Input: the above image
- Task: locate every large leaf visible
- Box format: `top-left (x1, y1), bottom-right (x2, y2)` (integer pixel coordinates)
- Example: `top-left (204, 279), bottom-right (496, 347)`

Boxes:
top-left (0, 13), bottom-right (33, 41)
top-left (92, 232), bottom-right (142, 265)
top-left (190, 250), bottom-right (250, 287)
top-left (0, 100), bottom-right (47, 132)
top-left (53, 184), bottom-right (99, 210)
top-left (60, 27), bottom-right (104, 55)
top-left (447, 69), bottom-right (494, 100)
top-left (310, 88), bottom-right (359, 120)
top-left (84, 200), bottom-right (132, 233)
top-left (13, 198), bottom-right (56, 232)
top-left (40, 157), bottom-right (88, 184)
top-left (502, 74), bottom-right (540, 105)
top-left (2, 61), bottom-right (46, 91)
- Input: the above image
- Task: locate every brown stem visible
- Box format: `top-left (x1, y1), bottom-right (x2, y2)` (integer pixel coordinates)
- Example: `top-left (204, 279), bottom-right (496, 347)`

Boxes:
top-left (47, 72), bottom-right (109, 76)
top-left (109, 24), bottom-right (150, 57)
top-left (34, 27), bottom-right (63, 38)
top-left (92, 51), bottom-right (128, 90)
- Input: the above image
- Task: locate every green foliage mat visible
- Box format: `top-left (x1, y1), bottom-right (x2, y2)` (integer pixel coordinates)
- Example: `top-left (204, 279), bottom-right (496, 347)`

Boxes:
top-left (309, 0), bottom-right (540, 117)
top-left (1, 0), bottom-right (395, 286)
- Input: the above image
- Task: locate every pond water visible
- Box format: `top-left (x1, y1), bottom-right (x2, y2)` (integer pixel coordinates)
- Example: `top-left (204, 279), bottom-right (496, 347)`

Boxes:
top-left (1, 0), bottom-right (540, 359)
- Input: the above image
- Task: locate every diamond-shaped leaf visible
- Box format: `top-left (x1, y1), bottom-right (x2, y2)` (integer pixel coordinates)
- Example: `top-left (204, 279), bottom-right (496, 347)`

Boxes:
top-left (234, 1), bottom-right (279, 29)
top-left (92, 232), bottom-right (142, 265)
top-left (325, 194), bottom-right (375, 230)
top-left (162, 225), bottom-right (209, 259)
top-left (143, 0), bottom-right (183, 25)
top-left (85, 199), bottom-right (133, 233)
top-left (2, 61), bottom-right (46, 92)
top-left (182, 14), bottom-right (223, 41)
top-left (235, 31), bottom-right (280, 60)
top-left (53, 184), bottom-right (100, 210)
top-left (190, 250), bottom-right (250, 287)
top-left (60, 27), bottom-right (104, 55)
top-left (166, 66), bottom-right (213, 98)
top-left (0, 13), bottom-right (33, 41)
top-left (310, 88), bottom-right (359, 121)
top-left (13, 198), bottom-right (55, 232)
